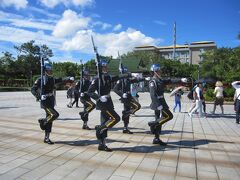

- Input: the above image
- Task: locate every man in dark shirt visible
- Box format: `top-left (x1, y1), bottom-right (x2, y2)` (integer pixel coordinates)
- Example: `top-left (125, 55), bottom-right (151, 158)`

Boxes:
top-left (88, 60), bottom-right (129, 151)
top-left (113, 67), bottom-right (144, 134)
top-left (31, 61), bottom-right (72, 144)
top-left (148, 64), bottom-right (187, 145)
top-left (76, 69), bottom-right (95, 130)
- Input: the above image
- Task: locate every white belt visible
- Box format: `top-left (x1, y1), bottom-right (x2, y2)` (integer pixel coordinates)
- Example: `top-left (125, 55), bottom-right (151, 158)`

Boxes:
top-left (45, 93), bottom-right (54, 97)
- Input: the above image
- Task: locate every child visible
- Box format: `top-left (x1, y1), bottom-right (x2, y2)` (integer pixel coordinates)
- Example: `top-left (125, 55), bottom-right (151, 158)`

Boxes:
top-left (173, 89), bottom-right (184, 112)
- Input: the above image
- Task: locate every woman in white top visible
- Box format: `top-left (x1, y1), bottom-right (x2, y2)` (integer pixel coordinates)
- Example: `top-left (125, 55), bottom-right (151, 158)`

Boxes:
top-left (188, 83), bottom-right (204, 117)
top-left (232, 81), bottom-right (240, 124)
top-left (211, 81), bottom-right (224, 114)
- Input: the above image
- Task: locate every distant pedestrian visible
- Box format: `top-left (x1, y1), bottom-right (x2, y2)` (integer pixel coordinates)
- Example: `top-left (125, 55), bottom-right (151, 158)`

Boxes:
top-left (67, 79), bottom-right (74, 108)
top-left (211, 81), bottom-right (224, 114)
top-left (232, 81), bottom-right (240, 124)
top-left (71, 84), bottom-right (79, 108)
top-left (131, 82), bottom-right (140, 102)
top-left (188, 83), bottom-right (204, 117)
top-left (173, 89), bottom-right (184, 112)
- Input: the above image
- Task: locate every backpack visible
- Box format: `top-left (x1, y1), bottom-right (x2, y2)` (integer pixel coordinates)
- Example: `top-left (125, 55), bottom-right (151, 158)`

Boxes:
top-left (187, 90), bottom-right (194, 100)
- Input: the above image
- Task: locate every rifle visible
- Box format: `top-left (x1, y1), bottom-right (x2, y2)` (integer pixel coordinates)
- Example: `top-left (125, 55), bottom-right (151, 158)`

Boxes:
top-left (79, 60), bottom-right (83, 95)
top-left (40, 53), bottom-right (44, 108)
top-left (91, 36), bottom-right (102, 96)
top-left (118, 51), bottom-right (125, 94)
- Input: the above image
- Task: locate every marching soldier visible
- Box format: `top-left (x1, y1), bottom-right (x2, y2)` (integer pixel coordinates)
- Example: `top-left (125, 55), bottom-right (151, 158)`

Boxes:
top-left (113, 67), bottom-right (144, 134)
top-left (88, 60), bottom-right (130, 151)
top-left (148, 64), bottom-right (187, 145)
top-left (76, 68), bottom-right (95, 130)
top-left (31, 61), bottom-right (72, 144)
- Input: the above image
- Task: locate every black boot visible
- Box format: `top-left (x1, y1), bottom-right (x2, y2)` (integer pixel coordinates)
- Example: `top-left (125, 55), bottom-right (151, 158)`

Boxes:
top-left (152, 138), bottom-right (167, 146)
top-left (236, 120), bottom-right (240, 124)
top-left (82, 124), bottom-right (91, 130)
top-left (44, 132), bottom-right (54, 145)
top-left (123, 129), bottom-right (133, 134)
top-left (98, 144), bottom-right (112, 152)
top-left (98, 138), bottom-right (112, 152)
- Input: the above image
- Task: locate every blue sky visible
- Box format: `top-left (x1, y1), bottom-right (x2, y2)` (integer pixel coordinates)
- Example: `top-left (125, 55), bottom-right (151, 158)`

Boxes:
top-left (0, 0), bottom-right (239, 63)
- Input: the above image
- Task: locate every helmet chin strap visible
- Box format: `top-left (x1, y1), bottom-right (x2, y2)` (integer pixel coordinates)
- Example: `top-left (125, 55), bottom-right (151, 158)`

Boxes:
top-left (45, 71), bottom-right (53, 77)
top-left (154, 71), bottom-right (161, 78)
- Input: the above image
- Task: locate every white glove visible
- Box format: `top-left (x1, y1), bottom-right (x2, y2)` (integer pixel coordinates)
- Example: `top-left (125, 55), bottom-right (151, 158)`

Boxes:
top-left (181, 78), bottom-right (188, 83)
top-left (145, 77), bottom-right (151, 81)
top-left (122, 93), bottom-right (128, 98)
top-left (41, 95), bottom-right (46, 101)
top-left (80, 93), bottom-right (85, 97)
top-left (157, 105), bottom-right (163, 110)
top-left (99, 96), bottom-right (108, 102)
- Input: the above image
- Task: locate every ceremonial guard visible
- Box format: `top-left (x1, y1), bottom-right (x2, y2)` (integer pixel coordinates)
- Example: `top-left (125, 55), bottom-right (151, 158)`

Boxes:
top-left (77, 68), bottom-right (95, 129)
top-left (31, 61), bottom-right (72, 144)
top-left (148, 64), bottom-right (187, 145)
top-left (113, 66), bottom-right (144, 134)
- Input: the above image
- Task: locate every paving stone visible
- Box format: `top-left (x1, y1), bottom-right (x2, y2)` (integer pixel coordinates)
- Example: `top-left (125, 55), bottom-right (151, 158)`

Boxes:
top-left (197, 170), bottom-right (219, 180)
top-left (0, 158), bottom-right (28, 175)
top-left (20, 163), bottom-right (58, 180)
top-left (0, 167), bottom-right (29, 180)
top-left (177, 162), bottom-right (197, 178)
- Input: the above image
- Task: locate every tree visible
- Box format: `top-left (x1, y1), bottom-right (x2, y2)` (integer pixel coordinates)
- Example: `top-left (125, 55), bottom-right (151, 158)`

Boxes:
top-left (14, 41), bottom-right (54, 79)
top-left (0, 52), bottom-right (16, 78)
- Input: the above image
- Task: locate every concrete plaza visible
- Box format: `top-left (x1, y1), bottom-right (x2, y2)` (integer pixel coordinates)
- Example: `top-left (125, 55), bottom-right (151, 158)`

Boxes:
top-left (0, 91), bottom-right (239, 180)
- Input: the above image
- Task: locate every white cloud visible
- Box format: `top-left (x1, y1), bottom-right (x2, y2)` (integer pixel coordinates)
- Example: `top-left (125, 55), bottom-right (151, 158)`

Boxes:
top-left (39, 0), bottom-right (94, 8)
top-left (93, 21), bottom-right (112, 30)
top-left (62, 28), bottom-right (160, 58)
top-left (39, 0), bottom-right (60, 8)
top-left (71, 0), bottom-right (94, 7)
top-left (113, 24), bottom-right (122, 31)
top-left (153, 20), bottom-right (167, 26)
top-left (28, 6), bottom-right (60, 19)
top-left (101, 23), bottom-right (111, 30)
top-left (0, 10), bottom-right (55, 31)
top-left (0, 0), bottom-right (28, 9)
top-left (10, 19), bottom-right (55, 31)
top-left (0, 26), bottom-right (64, 49)
top-left (52, 9), bottom-right (91, 38)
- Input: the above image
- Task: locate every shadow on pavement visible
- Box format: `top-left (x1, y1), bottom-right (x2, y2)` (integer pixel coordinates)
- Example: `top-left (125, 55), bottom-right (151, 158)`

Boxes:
top-left (57, 118), bottom-right (81, 121)
top-left (132, 114), bottom-right (155, 117)
top-left (0, 106), bottom-right (19, 109)
top-left (111, 127), bottom-right (146, 132)
top-left (206, 114), bottom-right (236, 119)
top-left (111, 139), bottom-right (234, 153)
top-left (54, 138), bottom-right (129, 146)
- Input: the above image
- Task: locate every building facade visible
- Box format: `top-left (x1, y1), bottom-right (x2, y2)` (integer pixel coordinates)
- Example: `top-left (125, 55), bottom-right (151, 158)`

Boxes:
top-left (134, 41), bottom-right (217, 64)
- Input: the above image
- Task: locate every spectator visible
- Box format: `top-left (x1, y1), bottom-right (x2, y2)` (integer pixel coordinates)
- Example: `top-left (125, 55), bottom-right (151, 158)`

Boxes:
top-left (71, 85), bottom-right (80, 108)
top-left (67, 83), bottom-right (74, 108)
top-left (188, 83), bottom-right (204, 117)
top-left (131, 82), bottom-right (140, 103)
top-left (232, 81), bottom-right (240, 124)
top-left (173, 89), bottom-right (184, 112)
top-left (188, 85), bottom-right (197, 114)
top-left (211, 81), bottom-right (224, 114)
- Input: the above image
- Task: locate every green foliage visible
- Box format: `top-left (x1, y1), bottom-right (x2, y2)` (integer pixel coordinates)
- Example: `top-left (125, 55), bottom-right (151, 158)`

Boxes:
top-left (201, 47), bottom-right (240, 83)
top-left (224, 87), bottom-right (235, 100)
top-left (52, 62), bottom-right (80, 78)
top-left (204, 88), bottom-right (214, 101)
